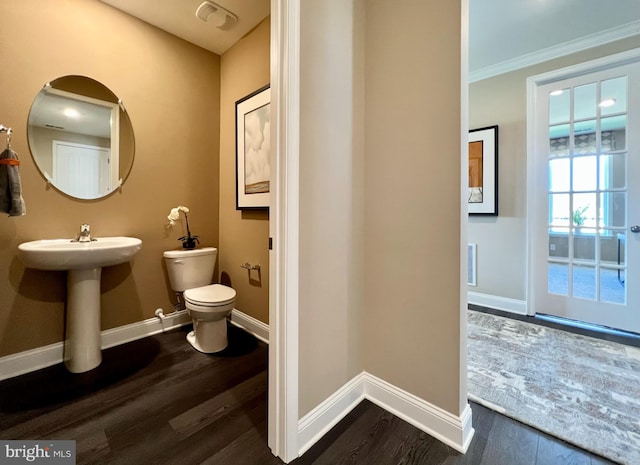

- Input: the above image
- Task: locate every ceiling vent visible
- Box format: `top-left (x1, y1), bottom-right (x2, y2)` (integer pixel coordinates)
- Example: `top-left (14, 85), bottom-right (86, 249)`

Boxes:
top-left (195, 1), bottom-right (238, 30)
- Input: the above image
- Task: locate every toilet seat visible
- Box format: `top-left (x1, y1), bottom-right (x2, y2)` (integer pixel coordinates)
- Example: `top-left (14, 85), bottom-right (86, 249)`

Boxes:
top-left (184, 284), bottom-right (236, 307)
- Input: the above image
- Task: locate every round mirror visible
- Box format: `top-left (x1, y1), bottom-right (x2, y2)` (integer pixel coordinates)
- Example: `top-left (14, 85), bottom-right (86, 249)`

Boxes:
top-left (27, 76), bottom-right (135, 200)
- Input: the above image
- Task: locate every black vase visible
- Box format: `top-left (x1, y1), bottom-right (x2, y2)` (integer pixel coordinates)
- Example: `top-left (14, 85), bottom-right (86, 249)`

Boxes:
top-left (182, 238), bottom-right (197, 249)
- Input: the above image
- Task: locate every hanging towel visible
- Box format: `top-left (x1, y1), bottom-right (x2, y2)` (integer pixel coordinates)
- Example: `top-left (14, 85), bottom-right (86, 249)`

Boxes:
top-left (0, 147), bottom-right (26, 216)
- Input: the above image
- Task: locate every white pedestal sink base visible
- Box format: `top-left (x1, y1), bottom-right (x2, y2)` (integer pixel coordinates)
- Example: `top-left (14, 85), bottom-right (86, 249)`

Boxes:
top-left (18, 236), bottom-right (142, 374)
top-left (64, 268), bottom-right (102, 373)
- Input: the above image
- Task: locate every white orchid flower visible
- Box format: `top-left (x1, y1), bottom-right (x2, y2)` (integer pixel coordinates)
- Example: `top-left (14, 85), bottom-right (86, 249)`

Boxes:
top-left (167, 205), bottom-right (190, 226)
top-left (166, 205), bottom-right (199, 249)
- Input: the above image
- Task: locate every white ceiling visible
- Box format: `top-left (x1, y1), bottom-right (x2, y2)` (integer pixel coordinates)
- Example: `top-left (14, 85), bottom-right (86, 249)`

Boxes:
top-left (30, 92), bottom-right (113, 138)
top-left (99, 1), bottom-right (639, 78)
top-left (99, 0), bottom-right (270, 55)
top-left (470, 0), bottom-right (640, 80)
top-left (97, 0), bottom-right (640, 83)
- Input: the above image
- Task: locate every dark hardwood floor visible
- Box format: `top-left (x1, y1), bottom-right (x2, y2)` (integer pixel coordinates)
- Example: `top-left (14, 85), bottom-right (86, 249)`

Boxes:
top-left (0, 325), bottom-right (616, 465)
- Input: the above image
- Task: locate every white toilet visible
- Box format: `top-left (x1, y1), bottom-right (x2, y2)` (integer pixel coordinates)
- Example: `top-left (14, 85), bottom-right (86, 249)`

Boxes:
top-left (163, 247), bottom-right (236, 353)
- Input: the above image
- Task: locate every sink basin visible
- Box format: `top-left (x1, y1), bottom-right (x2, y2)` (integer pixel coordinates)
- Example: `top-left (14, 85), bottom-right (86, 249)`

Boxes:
top-left (18, 236), bottom-right (142, 374)
top-left (18, 236), bottom-right (142, 271)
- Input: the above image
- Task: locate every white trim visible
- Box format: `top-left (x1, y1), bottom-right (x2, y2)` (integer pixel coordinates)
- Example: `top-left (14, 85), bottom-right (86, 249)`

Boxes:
top-left (297, 372), bottom-right (474, 457)
top-left (230, 309), bottom-right (270, 343)
top-left (365, 373), bottom-right (474, 454)
top-left (468, 291), bottom-right (528, 315)
top-left (298, 373), bottom-right (366, 455)
top-left (460, 0), bottom-right (472, 422)
top-left (470, 21), bottom-right (640, 83)
top-left (0, 310), bottom-right (191, 381)
top-left (268, 0), bottom-right (300, 461)
top-left (0, 342), bottom-right (63, 381)
top-left (101, 310), bottom-right (191, 349)
top-left (526, 47), bottom-right (640, 87)
top-left (0, 308), bottom-right (270, 382)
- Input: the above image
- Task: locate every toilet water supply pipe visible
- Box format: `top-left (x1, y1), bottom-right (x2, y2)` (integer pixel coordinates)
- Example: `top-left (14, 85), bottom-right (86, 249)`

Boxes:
top-left (154, 293), bottom-right (185, 329)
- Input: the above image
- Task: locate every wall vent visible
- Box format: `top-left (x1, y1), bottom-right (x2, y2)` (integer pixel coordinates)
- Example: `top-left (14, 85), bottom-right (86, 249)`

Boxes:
top-left (468, 244), bottom-right (477, 286)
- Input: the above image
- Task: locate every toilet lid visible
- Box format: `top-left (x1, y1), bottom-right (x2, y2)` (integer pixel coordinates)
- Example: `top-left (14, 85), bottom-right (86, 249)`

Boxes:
top-left (184, 284), bottom-right (236, 306)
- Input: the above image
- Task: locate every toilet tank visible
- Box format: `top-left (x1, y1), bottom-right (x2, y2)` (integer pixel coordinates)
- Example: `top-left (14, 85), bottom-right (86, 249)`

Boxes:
top-left (163, 247), bottom-right (217, 292)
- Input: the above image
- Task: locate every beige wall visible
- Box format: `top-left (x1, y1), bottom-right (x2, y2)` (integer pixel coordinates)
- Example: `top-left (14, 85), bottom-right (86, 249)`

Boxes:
top-left (297, 0), bottom-right (464, 417)
top-left (298, 0), bottom-right (365, 416)
top-left (219, 19), bottom-right (271, 325)
top-left (469, 36), bottom-right (640, 302)
top-left (363, 0), bottom-right (463, 414)
top-left (0, 0), bottom-right (221, 356)
top-left (3, 0), bottom-right (466, 431)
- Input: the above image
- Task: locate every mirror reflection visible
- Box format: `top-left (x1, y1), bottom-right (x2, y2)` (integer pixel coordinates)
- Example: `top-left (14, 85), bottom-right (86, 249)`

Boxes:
top-left (27, 76), bottom-right (135, 200)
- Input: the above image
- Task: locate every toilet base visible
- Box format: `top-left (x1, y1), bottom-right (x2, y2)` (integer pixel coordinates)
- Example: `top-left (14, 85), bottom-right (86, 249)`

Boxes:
top-left (186, 317), bottom-right (228, 353)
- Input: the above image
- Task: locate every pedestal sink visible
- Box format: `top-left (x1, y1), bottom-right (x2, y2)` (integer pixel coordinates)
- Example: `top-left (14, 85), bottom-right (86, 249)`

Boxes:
top-left (18, 237), bottom-right (142, 373)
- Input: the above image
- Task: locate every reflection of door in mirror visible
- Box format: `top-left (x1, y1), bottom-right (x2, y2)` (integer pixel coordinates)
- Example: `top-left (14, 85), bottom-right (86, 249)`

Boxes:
top-left (27, 75), bottom-right (135, 200)
top-left (30, 88), bottom-right (119, 199)
top-left (53, 141), bottom-right (110, 199)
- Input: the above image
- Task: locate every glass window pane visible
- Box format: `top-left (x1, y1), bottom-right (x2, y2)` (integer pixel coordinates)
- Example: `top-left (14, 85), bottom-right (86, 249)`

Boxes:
top-left (549, 228), bottom-right (568, 258)
top-left (549, 158), bottom-right (570, 192)
top-left (573, 233), bottom-right (595, 260)
top-left (599, 154), bottom-right (625, 190)
top-left (574, 83), bottom-right (596, 120)
top-left (548, 262), bottom-right (568, 295)
top-left (572, 265), bottom-right (595, 300)
top-left (599, 233), bottom-right (625, 266)
top-left (549, 88), bottom-right (570, 124)
top-left (572, 156), bottom-right (597, 191)
top-left (573, 193), bottom-right (596, 228)
top-left (549, 124), bottom-right (570, 157)
top-left (600, 267), bottom-right (625, 304)
top-left (599, 192), bottom-right (626, 228)
top-left (549, 193), bottom-right (570, 226)
top-left (600, 76), bottom-right (626, 116)
top-left (574, 122), bottom-right (597, 153)
top-left (602, 116), bottom-right (626, 151)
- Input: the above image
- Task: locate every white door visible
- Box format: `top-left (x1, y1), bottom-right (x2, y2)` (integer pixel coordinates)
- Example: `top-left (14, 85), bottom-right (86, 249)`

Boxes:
top-left (531, 54), bottom-right (640, 333)
top-left (53, 141), bottom-right (110, 199)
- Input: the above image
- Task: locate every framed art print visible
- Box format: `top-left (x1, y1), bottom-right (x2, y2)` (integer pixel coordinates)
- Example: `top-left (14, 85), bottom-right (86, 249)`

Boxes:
top-left (236, 85), bottom-right (270, 209)
top-left (468, 125), bottom-right (498, 215)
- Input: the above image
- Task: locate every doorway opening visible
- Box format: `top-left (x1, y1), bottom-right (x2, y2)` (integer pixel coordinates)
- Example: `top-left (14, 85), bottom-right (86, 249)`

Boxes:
top-left (528, 50), bottom-right (640, 333)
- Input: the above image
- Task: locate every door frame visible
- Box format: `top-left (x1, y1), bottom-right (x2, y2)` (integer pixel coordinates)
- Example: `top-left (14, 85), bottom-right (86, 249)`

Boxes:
top-left (526, 47), bottom-right (640, 317)
top-left (268, 1), bottom-right (472, 462)
top-left (268, 0), bottom-right (301, 461)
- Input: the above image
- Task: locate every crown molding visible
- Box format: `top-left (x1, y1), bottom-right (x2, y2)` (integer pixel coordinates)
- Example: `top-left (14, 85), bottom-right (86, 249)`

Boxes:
top-left (470, 20), bottom-right (640, 83)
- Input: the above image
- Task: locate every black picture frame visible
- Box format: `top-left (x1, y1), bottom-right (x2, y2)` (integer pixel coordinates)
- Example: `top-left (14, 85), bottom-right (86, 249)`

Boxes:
top-left (235, 85), bottom-right (270, 210)
top-left (468, 125), bottom-right (498, 216)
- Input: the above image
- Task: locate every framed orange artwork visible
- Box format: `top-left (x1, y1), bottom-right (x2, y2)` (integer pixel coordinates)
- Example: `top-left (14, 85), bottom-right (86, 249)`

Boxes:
top-left (468, 125), bottom-right (498, 215)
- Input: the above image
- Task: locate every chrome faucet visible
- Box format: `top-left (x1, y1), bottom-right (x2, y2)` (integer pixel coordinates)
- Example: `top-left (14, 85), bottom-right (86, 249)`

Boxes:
top-left (74, 224), bottom-right (94, 242)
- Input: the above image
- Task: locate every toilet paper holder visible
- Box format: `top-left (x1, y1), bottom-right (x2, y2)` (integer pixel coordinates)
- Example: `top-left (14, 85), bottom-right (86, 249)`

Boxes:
top-left (240, 262), bottom-right (261, 271)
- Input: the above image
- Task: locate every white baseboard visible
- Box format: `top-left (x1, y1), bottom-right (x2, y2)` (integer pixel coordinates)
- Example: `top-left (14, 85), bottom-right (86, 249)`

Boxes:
top-left (364, 373), bottom-right (474, 453)
top-left (102, 309), bottom-right (192, 350)
top-left (0, 307), bottom-right (268, 381)
top-left (467, 291), bottom-right (528, 315)
top-left (297, 372), bottom-right (474, 457)
top-left (0, 341), bottom-right (64, 381)
top-left (298, 373), bottom-right (366, 455)
top-left (230, 309), bottom-right (270, 344)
